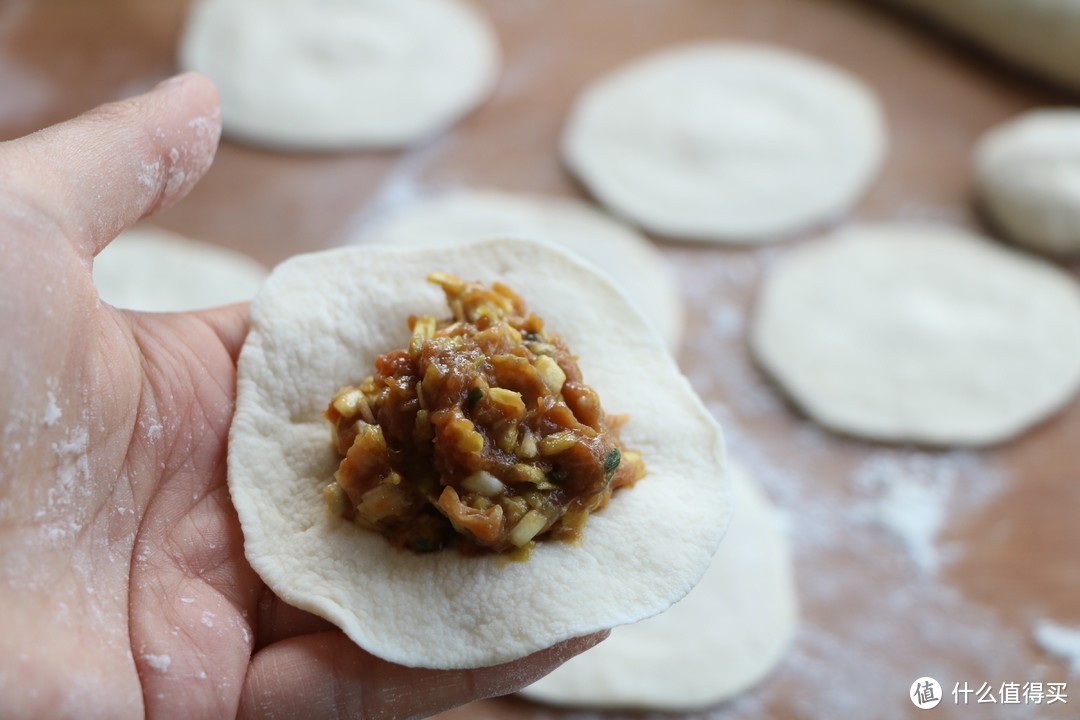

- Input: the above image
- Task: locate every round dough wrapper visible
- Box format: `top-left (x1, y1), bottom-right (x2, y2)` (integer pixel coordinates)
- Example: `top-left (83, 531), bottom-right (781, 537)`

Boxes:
top-left (976, 109), bottom-right (1080, 256)
top-left (93, 227), bottom-right (268, 312)
top-left (179, 0), bottom-right (500, 150)
top-left (229, 238), bottom-right (729, 669)
top-left (751, 224), bottom-right (1080, 446)
top-left (562, 42), bottom-right (886, 244)
top-left (519, 461), bottom-right (796, 711)
top-left (357, 190), bottom-right (685, 351)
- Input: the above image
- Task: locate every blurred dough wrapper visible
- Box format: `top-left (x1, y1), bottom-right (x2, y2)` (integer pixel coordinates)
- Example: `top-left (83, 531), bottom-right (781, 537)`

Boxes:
top-left (179, 0), bottom-right (500, 150)
top-left (520, 461), bottom-right (797, 711)
top-left (94, 227), bottom-right (268, 312)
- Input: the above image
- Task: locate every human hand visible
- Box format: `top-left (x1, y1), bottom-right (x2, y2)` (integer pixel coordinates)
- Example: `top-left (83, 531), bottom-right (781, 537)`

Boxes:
top-left (0, 74), bottom-right (603, 720)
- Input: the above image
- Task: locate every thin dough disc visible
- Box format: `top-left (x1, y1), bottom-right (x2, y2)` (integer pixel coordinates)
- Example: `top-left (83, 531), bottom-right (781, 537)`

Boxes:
top-left (356, 190), bottom-right (685, 351)
top-left (519, 461), bottom-right (796, 711)
top-left (976, 109), bottom-right (1080, 256)
top-left (93, 227), bottom-right (268, 312)
top-left (179, 0), bottom-right (500, 150)
top-left (562, 42), bottom-right (886, 243)
top-left (751, 224), bottom-right (1080, 446)
top-left (229, 239), bottom-right (729, 669)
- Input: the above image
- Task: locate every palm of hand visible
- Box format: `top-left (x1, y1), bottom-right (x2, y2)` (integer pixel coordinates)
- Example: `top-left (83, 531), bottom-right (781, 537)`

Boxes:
top-left (0, 83), bottom-right (257, 717)
top-left (108, 303), bottom-right (257, 718)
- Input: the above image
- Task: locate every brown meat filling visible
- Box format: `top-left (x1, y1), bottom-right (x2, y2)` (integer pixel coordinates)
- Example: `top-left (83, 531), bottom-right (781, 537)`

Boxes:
top-left (323, 272), bottom-right (645, 556)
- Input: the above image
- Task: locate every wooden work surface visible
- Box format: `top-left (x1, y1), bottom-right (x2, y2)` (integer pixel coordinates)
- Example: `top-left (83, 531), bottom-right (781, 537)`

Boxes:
top-left (2, 1), bottom-right (1077, 718)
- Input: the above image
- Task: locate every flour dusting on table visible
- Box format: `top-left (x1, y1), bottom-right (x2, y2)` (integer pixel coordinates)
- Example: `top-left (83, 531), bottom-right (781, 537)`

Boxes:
top-left (1034, 621), bottom-right (1080, 676)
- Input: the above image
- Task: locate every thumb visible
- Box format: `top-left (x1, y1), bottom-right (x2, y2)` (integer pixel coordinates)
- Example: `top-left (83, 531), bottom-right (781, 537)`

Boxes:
top-left (0, 73), bottom-right (221, 259)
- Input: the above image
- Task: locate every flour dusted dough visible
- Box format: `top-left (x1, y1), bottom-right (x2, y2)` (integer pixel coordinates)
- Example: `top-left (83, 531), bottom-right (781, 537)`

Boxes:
top-left (93, 227), bottom-right (268, 312)
top-left (751, 224), bottom-right (1080, 446)
top-left (885, 0), bottom-right (1080, 91)
top-left (357, 190), bottom-right (684, 351)
top-left (976, 109), bottom-right (1080, 256)
top-left (520, 462), bottom-right (795, 711)
top-left (562, 43), bottom-right (886, 243)
top-left (179, 0), bottom-right (499, 150)
top-left (229, 239), bottom-right (729, 669)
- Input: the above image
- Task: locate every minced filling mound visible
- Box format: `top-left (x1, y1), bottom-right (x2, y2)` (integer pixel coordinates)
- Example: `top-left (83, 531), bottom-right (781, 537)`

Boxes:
top-left (323, 272), bottom-right (645, 557)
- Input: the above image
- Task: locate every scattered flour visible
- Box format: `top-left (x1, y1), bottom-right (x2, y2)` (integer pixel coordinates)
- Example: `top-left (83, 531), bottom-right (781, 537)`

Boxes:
top-left (137, 161), bottom-right (161, 190)
top-left (164, 166), bottom-right (187, 197)
top-left (188, 115), bottom-right (217, 135)
top-left (710, 426), bottom-right (1035, 720)
top-left (201, 611), bottom-right (215, 628)
top-left (851, 451), bottom-right (1003, 575)
top-left (872, 477), bottom-right (947, 573)
top-left (1033, 621), bottom-right (1080, 675)
top-left (142, 654), bottom-right (171, 673)
top-left (647, 247), bottom-right (1036, 720)
top-left (137, 416), bottom-right (163, 443)
top-left (854, 455), bottom-right (949, 574)
top-left (42, 391), bottom-right (61, 427)
top-left (51, 427), bottom-right (90, 500)
top-left (30, 425), bottom-right (92, 546)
